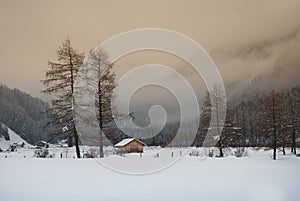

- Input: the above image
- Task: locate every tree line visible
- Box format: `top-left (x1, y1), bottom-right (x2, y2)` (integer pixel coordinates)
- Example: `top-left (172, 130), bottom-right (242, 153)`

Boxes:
top-left (194, 87), bottom-right (300, 159)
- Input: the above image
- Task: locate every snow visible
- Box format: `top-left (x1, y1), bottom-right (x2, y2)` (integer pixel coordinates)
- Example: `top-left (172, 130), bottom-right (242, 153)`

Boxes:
top-left (0, 125), bottom-right (299, 200)
top-left (0, 147), bottom-right (300, 201)
top-left (62, 125), bottom-right (68, 132)
top-left (115, 138), bottom-right (145, 147)
top-left (0, 127), bottom-right (31, 150)
top-left (115, 138), bottom-right (135, 146)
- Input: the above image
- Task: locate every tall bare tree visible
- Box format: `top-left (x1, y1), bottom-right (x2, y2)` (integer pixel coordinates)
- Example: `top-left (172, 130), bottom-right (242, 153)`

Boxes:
top-left (194, 91), bottom-right (211, 147)
top-left (289, 87), bottom-right (299, 155)
top-left (80, 49), bottom-right (116, 158)
top-left (271, 90), bottom-right (277, 160)
top-left (199, 86), bottom-right (226, 157)
top-left (42, 38), bottom-right (84, 158)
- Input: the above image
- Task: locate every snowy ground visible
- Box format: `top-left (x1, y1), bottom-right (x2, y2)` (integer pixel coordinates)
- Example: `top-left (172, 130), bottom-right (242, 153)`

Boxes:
top-left (1, 128), bottom-right (300, 201)
top-left (0, 148), bottom-right (300, 201)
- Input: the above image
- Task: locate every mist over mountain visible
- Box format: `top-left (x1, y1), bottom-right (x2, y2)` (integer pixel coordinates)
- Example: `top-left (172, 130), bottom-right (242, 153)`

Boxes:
top-left (210, 29), bottom-right (300, 106)
top-left (128, 61), bottom-right (299, 127)
top-left (228, 63), bottom-right (300, 106)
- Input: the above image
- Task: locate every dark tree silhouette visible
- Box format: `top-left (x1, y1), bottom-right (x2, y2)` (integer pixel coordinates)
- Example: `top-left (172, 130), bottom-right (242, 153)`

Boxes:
top-left (42, 38), bottom-right (84, 158)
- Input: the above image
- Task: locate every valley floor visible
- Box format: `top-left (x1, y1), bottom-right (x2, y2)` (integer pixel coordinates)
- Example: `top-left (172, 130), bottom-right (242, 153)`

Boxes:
top-left (0, 147), bottom-right (299, 201)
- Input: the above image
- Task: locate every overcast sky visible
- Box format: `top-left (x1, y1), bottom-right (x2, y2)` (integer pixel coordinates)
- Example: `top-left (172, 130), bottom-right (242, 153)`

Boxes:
top-left (0, 0), bottom-right (300, 99)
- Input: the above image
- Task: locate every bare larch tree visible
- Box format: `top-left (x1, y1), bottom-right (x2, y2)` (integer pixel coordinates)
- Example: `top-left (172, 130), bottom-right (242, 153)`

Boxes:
top-left (81, 49), bottom-right (116, 158)
top-left (42, 38), bottom-right (84, 158)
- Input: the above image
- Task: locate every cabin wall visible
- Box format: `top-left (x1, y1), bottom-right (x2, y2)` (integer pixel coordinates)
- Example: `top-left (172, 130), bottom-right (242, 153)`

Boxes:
top-left (117, 140), bottom-right (144, 153)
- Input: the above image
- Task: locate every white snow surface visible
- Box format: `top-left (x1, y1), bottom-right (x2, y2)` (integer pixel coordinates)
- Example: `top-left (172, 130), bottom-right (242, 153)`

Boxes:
top-left (0, 127), bottom-right (31, 150)
top-left (0, 147), bottom-right (300, 201)
top-left (114, 138), bottom-right (136, 146)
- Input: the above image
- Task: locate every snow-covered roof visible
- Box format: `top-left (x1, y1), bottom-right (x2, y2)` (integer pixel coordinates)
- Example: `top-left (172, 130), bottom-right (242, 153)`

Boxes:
top-left (35, 141), bottom-right (48, 145)
top-left (115, 138), bottom-right (146, 147)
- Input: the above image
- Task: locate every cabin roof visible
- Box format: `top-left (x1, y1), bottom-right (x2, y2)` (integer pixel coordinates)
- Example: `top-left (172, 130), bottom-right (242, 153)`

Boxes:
top-left (115, 138), bottom-right (146, 147)
top-left (35, 141), bottom-right (48, 144)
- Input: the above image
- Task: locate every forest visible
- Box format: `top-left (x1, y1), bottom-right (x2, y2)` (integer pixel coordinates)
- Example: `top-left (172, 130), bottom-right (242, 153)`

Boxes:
top-left (0, 84), bottom-right (50, 144)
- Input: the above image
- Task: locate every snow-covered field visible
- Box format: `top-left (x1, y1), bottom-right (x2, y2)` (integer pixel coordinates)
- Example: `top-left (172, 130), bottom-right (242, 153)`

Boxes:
top-left (1, 128), bottom-right (300, 201)
top-left (1, 149), bottom-right (300, 201)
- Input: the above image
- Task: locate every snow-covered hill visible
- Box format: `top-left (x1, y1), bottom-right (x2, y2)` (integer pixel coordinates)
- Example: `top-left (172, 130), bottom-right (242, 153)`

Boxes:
top-left (0, 123), bottom-right (31, 150)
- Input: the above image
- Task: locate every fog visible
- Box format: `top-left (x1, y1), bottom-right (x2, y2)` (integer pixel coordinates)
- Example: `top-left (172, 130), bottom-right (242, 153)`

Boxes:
top-left (0, 0), bottom-right (299, 99)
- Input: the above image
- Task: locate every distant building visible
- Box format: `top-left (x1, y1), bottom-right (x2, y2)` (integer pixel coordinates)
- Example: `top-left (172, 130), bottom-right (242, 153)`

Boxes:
top-left (9, 142), bottom-right (25, 152)
top-left (35, 141), bottom-right (49, 148)
top-left (12, 142), bottom-right (25, 148)
top-left (115, 138), bottom-right (146, 153)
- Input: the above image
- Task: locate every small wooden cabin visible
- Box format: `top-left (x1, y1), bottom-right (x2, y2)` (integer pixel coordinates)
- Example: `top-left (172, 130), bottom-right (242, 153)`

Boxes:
top-left (35, 141), bottom-right (49, 148)
top-left (115, 138), bottom-right (146, 153)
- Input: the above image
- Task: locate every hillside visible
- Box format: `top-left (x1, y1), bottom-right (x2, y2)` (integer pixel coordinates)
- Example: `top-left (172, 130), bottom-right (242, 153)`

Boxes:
top-left (0, 84), bottom-right (50, 144)
top-left (0, 123), bottom-right (31, 150)
top-left (227, 63), bottom-right (300, 106)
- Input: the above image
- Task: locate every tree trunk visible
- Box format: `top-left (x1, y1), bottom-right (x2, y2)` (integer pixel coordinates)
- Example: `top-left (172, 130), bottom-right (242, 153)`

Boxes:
top-left (215, 88), bottom-right (223, 157)
top-left (69, 43), bottom-right (81, 158)
top-left (218, 140), bottom-right (223, 157)
top-left (219, 147), bottom-right (224, 157)
top-left (98, 80), bottom-right (104, 158)
top-left (282, 129), bottom-right (286, 155)
top-left (292, 124), bottom-right (296, 155)
top-left (290, 96), bottom-right (296, 155)
top-left (272, 91), bottom-right (276, 160)
top-left (73, 127), bottom-right (81, 158)
top-left (99, 131), bottom-right (104, 158)
top-left (71, 56), bottom-right (80, 160)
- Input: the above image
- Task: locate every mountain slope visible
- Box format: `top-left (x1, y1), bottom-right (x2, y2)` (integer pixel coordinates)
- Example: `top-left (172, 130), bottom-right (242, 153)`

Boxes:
top-left (0, 84), bottom-right (50, 144)
top-left (227, 58), bottom-right (300, 106)
top-left (0, 123), bottom-right (31, 150)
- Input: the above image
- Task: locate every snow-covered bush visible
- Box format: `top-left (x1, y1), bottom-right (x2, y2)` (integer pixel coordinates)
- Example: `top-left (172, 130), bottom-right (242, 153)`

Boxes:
top-left (234, 147), bottom-right (245, 157)
top-left (83, 148), bottom-right (98, 158)
top-left (34, 148), bottom-right (49, 158)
